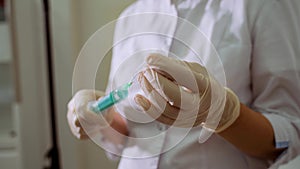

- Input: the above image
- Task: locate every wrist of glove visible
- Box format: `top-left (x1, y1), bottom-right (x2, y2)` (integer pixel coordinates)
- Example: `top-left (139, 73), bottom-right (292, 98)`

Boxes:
top-left (134, 54), bottom-right (240, 132)
top-left (205, 87), bottom-right (240, 133)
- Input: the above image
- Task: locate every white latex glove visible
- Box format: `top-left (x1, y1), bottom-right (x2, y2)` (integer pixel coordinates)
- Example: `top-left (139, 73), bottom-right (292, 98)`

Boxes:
top-left (134, 54), bottom-right (240, 132)
top-left (67, 90), bottom-right (114, 139)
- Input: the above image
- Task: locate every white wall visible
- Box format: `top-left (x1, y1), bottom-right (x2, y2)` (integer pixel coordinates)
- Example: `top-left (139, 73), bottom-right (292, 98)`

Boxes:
top-left (75, 0), bottom-right (136, 91)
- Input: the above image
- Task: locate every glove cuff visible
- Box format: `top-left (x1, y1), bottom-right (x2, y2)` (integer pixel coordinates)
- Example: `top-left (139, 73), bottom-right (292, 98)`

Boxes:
top-left (215, 88), bottom-right (240, 133)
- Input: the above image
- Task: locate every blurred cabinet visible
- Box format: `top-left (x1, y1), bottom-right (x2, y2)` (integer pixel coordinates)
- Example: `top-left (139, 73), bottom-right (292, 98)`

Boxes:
top-left (0, 150), bottom-right (18, 169)
top-left (0, 1), bottom-right (19, 168)
top-left (0, 0), bottom-right (52, 169)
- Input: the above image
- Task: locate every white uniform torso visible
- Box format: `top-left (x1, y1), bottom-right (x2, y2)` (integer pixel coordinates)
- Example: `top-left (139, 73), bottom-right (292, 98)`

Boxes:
top-left (107, 0), bottom-right (300, 169)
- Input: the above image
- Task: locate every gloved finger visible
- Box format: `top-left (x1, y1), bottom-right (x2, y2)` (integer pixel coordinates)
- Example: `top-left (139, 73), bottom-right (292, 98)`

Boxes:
top-left (74, 116), bottom-right (95, 135)
top-left (73, 126), bottom-right (89, 140)
top-left (138, 72), bottom-right (209, 127)
top-left (135, 94), bottom-right (202, 128)
top-left (138, 73), bottom-right (180, 119)
top-left (67, 109), bottom-right (78, 135)
top-left (77, 124), bottom-right (100, 137)
top-left (137, 72), bottom-right (205, 127)
top-left (142, 69), bottom-right (179, 106)
top-left (71, 113), bottom-right (104, 139)
top-left (193, 71), bottom-right (210, 95)
top-left (146, 54), bottom-right (209, 93)
top-left (69, 106), bottom-right (99, 134)
top-left (134, 94), bottom-right (177, 126)
top-left (143, 69), bottom-right (201, 110)
top-left (73, 99), bottom-right (111, 129)
top-left (67, 109), bottom-right (88, 139)
top-left (151, 68), bottom-right (175, 82)
top-left (140, 72), bottom-right (203, 122)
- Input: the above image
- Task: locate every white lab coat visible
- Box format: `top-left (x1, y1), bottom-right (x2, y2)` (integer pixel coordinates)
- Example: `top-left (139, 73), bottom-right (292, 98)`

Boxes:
top-left (103, 0), bottom-right (300, 168)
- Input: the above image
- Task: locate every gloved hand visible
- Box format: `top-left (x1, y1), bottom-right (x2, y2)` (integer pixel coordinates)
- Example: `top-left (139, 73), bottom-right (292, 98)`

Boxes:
top-left (134, 54), bottom-right (240, 132)
top-left (67, 90), bottom-right (114, 139)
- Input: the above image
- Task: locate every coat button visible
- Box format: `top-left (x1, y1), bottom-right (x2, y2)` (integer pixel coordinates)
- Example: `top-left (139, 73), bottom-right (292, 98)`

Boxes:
top-left (157, 123), bottom-right (166, 131)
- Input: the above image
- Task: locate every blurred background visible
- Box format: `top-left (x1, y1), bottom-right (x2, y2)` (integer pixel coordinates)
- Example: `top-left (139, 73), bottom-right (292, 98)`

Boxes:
top-left (0, 0), bottom-right (134, 168)
top-left (0, 0), bottom-right (299, 169)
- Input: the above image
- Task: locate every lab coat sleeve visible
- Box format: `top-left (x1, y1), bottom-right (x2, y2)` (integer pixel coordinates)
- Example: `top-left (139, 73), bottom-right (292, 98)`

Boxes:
top-left (251, 0), bottom-right (300, 168)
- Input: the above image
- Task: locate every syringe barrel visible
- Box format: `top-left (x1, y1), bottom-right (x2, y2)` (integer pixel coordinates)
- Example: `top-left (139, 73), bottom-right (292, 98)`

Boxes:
top-left (96, 93), bottom-right (115, 112)
top-left (90, 83), bottom-right (131, 113)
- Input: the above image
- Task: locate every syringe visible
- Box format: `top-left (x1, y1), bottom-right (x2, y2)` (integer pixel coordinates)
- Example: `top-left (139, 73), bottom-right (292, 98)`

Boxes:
top-left (89, 82), bottom-right (133, 114)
